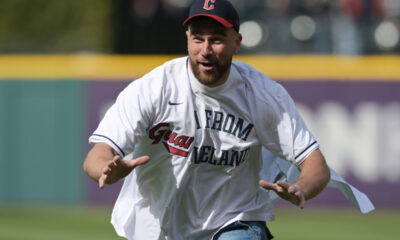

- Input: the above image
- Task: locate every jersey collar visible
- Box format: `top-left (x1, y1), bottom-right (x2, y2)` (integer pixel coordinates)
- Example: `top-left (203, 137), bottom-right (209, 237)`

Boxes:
top-left (187, 57), bottom-right (238, 94)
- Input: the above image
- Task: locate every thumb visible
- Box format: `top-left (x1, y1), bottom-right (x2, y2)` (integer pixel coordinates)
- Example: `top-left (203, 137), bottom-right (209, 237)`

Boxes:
top-left (125, 155), bottom-right (150, 168)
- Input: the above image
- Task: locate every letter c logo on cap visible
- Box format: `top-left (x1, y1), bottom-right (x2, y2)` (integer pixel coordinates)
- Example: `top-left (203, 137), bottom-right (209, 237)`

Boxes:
top-left (203, 0), bottom-right (216, 10)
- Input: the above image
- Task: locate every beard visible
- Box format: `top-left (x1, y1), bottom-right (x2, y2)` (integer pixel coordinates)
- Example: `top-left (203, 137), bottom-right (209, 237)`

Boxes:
top-left (189, 55), bottom-right (232, 87)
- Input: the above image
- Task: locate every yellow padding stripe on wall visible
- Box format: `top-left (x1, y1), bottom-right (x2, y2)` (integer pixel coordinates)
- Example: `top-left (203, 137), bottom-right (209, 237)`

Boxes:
top-left (1, 54), bottom-right (400, 81)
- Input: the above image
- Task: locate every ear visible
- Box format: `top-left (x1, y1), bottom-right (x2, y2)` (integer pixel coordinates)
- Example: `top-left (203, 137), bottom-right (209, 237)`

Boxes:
top-left (186, 30), bottom-right (191, 53)
top-left (234, 33), bottom-right (242, 54)
top-left (186, 29), bottom-right (190, 39)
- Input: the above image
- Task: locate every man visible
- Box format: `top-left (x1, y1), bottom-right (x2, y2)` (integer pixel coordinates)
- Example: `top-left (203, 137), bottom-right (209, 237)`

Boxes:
top-left (83, 0), bottom-right (330, 239)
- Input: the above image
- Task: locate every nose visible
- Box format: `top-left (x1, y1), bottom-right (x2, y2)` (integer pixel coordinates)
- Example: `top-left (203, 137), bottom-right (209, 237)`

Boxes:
top-left (200, 40), bottom-right (213, 57)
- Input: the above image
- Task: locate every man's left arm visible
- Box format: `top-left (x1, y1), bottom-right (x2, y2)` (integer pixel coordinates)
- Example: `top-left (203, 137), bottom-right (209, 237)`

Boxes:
top-left (260, 149), bottom-right (330, 208)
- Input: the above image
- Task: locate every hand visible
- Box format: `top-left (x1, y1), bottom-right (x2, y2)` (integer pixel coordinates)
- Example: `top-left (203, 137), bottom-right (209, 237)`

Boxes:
top-left (98, 155), bottom-right (150, 189)
top-left (259, 180), bottom-right (306, 209)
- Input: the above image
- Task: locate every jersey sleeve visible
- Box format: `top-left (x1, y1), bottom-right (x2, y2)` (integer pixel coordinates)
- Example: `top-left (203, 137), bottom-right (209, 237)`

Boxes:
top-left (250, 75), bottom-right (318, 165)
top-left (89, 79), bottom-right (154, 157)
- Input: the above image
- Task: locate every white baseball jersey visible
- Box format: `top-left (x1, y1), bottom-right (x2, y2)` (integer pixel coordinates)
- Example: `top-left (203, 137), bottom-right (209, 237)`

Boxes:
top-left (89, 57), bottom-right (318, 240)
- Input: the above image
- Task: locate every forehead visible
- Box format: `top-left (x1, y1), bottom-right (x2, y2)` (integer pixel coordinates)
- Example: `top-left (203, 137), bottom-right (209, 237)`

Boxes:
top-left (188, 17), bottom-right (228, 35)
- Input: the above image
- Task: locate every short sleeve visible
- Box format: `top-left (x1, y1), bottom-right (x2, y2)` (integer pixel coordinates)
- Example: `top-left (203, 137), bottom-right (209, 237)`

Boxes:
top-left (89, 79), bottom-right (153, 157)
top-left (252, 79), bottom-right (318, 165)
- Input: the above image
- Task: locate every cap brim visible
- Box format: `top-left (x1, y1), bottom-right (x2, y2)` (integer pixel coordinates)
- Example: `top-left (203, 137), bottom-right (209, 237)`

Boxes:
top-left (183, 14), bottom-right (233, 29)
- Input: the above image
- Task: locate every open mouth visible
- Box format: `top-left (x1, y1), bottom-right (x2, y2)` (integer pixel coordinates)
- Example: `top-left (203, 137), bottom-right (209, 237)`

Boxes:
top-left (200, 62), bottom-right (216, 71)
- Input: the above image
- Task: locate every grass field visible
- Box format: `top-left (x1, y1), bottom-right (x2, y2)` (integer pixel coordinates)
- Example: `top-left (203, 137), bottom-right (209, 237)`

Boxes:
top-left (0, 205), bottom-right (399, 240)
top-left (268, 207), bottom-right (400, 240)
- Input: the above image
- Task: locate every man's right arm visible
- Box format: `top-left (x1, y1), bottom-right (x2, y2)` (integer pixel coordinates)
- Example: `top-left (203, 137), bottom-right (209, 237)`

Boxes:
top-left (83, 142), bottom-right (117, 183)
top-left (83, 142), bottom-right (150, 188)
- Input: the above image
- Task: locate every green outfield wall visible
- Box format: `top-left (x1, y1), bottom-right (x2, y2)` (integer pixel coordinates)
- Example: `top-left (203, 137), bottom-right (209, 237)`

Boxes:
top-left (0, 80), bottom-right (85, 203)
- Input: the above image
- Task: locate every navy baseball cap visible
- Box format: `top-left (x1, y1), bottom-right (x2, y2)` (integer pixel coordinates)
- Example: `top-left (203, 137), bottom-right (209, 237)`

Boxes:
top-left (183, 0), bottom-right (240, 33)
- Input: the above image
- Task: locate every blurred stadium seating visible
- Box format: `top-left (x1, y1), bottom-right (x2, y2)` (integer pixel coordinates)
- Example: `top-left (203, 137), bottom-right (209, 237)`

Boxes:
top-left (0, 0), bottom-right (399, 54)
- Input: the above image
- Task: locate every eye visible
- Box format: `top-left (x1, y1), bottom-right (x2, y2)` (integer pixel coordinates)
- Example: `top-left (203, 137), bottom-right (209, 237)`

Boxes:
top-left (211, 38), bottom-right (223, 44)
top-left (192, 36), bottom-right (203, 43)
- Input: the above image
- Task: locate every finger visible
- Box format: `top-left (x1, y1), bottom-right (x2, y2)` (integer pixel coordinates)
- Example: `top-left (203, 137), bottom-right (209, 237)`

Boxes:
top-left (294, 189), bottom-right (306, 209)
top-left (99, 174), bottom-right (107, 189)
top-left (112, 155), bottom-right (121, 166)
top-left (125, 155), bottom-right (151, 168)
top-left (298, 195), bottom-right (306, 209)
top-left (102, 166), bottom-right (111, 175)
top-left (276, 181), bottom-right (291, 190)
top-left (287, 185), bottom-right (305, 209)
top-left (259, 180), bottom-right (279, 191)
top-left (288, 185), bottom-right (299, 195)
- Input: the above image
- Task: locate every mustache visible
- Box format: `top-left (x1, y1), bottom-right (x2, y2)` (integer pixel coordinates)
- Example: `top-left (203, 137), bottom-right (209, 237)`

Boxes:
top-left (197, 58), bottom-right (217, 65)
top-left (197, 54), bottom-right (216, 61)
